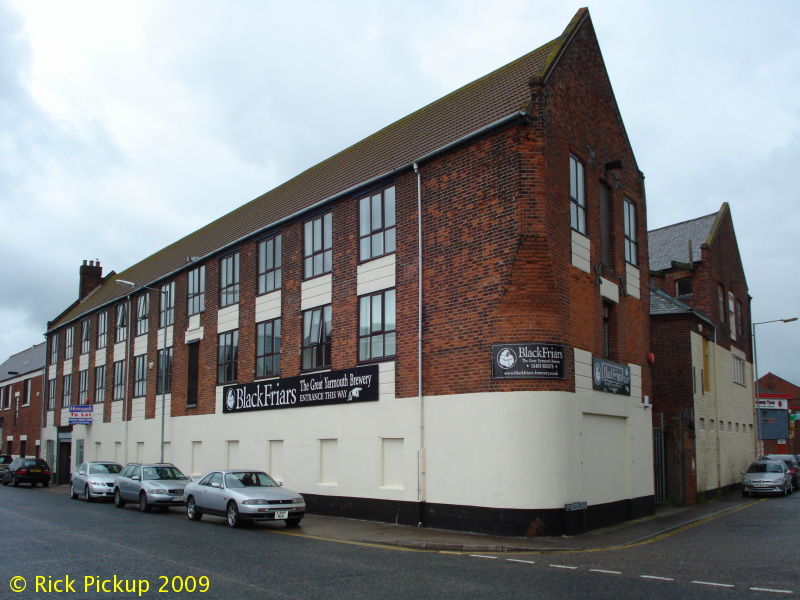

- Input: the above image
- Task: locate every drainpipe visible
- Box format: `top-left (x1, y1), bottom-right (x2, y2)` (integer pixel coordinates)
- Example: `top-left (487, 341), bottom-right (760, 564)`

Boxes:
top-left (414, 162), bottom-right (426, 526)
top-left (123, 294), bottom-right (131, 464)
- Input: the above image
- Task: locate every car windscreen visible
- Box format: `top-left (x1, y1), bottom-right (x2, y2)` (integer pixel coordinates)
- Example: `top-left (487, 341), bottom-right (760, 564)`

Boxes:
top-left (225, 472), bottom-right (277, 488)
top-left (89, 464), bottom-right (121, 475)
top-left (747, 463), bottom-right (783, 473)
top-left (0, 456), bottom-right (12, 465)
top-left (143, 466), bottom-right (186, 480)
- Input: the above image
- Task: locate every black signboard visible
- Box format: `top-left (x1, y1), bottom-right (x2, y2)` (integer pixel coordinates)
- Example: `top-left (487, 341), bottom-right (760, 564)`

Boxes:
top-left (222, 364), bottom-right (379, 414)
top-left (491, 343), bottom-right (567, 380)
top-left (592, 358), bottom-right (631, 396)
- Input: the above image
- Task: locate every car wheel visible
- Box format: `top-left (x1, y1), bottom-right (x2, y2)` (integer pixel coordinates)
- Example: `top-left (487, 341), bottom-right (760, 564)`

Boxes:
top-left (139, 492), bottom-right (152, 513)
top-left (227, 501), bottom-right (242, 528)
top-left (285, 517), bottom-right (302, 527)
top-left (12, 475), bottom-right (19, 487)
top-left (85, 484), bottom-right (93, 503)
top-left (742, 490), bottom-right (749, 498)
top-left (42, 481), bottom-right (49, 488)
top-left (114, 488), bottom-right (126, 508)
top-left (186, 497), bottom-right (203, 521)
top-left (70, 483), bottom-right (78, 499)
top-left (1, 477), bottom-right (7, 486)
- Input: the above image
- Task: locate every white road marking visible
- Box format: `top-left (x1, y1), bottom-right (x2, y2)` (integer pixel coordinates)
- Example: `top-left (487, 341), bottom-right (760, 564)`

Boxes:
top-left (691, 581), bottom-right (734, 588)
top-left (749, 588), bottom-right (793, 594)
top-left (640, 575), bottom-right (674, 581)
top-left (469, 555), bottom-right (498, 559)
top-left (590, 569), bottom-right (622, 575)
top-left (507, 559), bottom-right (536, 565)
top-left (549, 564), bottom-right (578, 569)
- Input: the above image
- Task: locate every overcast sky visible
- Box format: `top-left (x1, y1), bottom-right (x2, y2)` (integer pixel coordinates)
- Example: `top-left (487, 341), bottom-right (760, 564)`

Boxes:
top-left (1, 0), bottom-right (798, 386)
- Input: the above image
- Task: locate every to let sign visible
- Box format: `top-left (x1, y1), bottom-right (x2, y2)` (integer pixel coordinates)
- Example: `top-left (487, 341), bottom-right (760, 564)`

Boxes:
top-left (491, 343), bottom-right (567, 380)
top-left (69, 405), bottom-right (93, 425)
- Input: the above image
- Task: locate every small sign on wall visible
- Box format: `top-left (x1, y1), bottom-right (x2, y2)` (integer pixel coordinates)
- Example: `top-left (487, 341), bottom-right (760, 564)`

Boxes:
top-left (592, 358), bottom-right (631, 396)
top-left (69, 405), bottom-right (93, 425)
top-left (491, 343), bottom-right (567, 380)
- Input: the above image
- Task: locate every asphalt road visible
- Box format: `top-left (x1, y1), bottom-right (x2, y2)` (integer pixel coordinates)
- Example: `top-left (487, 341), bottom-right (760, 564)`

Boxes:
top-left (1, 485), bottom-right (798, 599)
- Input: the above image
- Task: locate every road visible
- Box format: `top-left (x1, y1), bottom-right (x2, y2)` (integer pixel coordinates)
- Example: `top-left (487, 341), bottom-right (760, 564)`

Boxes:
top-left (1, 485), bottom-right (798, 599)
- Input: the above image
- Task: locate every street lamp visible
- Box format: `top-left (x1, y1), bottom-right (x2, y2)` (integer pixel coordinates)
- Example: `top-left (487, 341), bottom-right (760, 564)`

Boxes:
top-left (117, 279), bottom-right (171, 463)
top-left (752, 316), bottom-right (798, 456)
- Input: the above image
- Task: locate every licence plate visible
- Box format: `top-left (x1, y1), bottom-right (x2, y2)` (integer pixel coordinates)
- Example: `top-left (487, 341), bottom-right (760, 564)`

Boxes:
top-left (754, 484), bottom-right (769, 487)
top-left (172, 496), bottom-right (183, 502)
top-left (31, 469), bottom-right (41, 473)
top-left (275, 510), bottom-right (288, 519)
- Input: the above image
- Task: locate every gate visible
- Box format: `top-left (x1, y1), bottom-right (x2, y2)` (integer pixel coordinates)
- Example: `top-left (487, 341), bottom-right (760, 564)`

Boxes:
top-left (653, 413), bottom-right (666, 504)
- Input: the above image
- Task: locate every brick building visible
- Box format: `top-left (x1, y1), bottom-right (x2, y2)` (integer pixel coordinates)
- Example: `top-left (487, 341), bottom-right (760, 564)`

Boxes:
top-left (757, 372), bottom-right (800, 454)
top-left (649, 203), bottom-right (754, 505)
top-left (43, 9), bottom-right (654, 535)
top-left (0, 343), bottom-right (45, 459)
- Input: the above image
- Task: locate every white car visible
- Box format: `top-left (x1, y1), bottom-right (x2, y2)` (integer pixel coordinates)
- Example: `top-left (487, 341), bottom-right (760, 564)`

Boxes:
top-left (184, 470), bottom-right (305, 528)
top-left (70, 461), bottom-right (122, 502)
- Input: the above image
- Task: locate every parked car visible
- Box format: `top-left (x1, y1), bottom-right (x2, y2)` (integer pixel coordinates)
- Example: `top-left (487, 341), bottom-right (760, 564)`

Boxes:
top-left (1, 458), bottom-right (51, 487)
top-left (742, 459), bottom-right (793, 497)
top-left (763, 454), bottom-right (800, 491)
top-left (113, 463), bottom-right (190, 512)
top-left (184, 470), bottom-right (305, 528)
top-left (0, 454), bottom-right (13, 475)
top-left (70, 461), bottom-right (123, 502)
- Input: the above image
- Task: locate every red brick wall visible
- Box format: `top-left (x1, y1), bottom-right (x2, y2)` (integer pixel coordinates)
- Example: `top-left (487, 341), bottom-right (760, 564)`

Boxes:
top-left (1, 374), bottom-right (44, 457)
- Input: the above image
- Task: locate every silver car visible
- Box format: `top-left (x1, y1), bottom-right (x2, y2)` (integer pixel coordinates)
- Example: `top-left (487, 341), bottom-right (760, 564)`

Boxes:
top-left (70, 461), bottom-right (122, 502)
top-left (184, 470), bottom-right (305, 528)
top-left (113, 463), bottom-right (190, 512)
top-left (742, 459), bottom-right (793, 497)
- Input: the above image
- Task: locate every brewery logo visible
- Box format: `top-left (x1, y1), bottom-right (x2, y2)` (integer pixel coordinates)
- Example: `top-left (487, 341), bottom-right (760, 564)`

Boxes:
top-left (496, 348), bottom-right (518, 370)
top-left (226, 389), bottom-right (236, 411)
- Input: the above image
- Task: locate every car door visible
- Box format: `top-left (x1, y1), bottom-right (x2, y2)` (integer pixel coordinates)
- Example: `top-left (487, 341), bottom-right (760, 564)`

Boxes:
top-left (76, 463), bottom-right (87, 492)
top-left (203, 472), bottom-right (227, 514)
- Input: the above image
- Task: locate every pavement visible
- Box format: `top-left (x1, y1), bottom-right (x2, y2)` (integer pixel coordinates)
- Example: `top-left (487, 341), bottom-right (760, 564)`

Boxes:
top-left (43, 484), bottom-right (756, 553)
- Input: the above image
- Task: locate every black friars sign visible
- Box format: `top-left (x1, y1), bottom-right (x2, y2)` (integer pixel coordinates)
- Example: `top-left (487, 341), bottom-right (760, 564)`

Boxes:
top-left (222, 364), bottom-right (380, 414)
top-left (592, 358), bottom-right (631, 396)
top-left (491, 343), bottom-right (567, 380)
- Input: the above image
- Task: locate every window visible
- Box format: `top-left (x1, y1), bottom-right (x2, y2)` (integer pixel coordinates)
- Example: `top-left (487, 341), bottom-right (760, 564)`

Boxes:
top-left (116, 303), bottom-right (127, 342)
top-left (304, 213), bottom-right (332, 279)
top-left (623, 199), bottom-right (637, 266)
top-left (718, 284), bottom-right (725, 322)
top-left (217, 330), bottom-right (239, 383)
top-left (160, 282), bottom-right (175, 328)
top-left (134, 355), bottom-right (147, 397)
top-left (22, 380), bottom-right (30, 406)
top-left (113, 361), bottom-right (126, 401)
top-left (702, 338), bottom-right (711, 393)
top-left (728, 291), bottom-right (737, 341)
top-left (736, 299), bottom-right (744, 340)
top-left (302, 305), bottom-right (332, 370)
top-left (359, 289), bottom-right (396, 361)
top-left (258, 235), bottom-right (282, 294)
top-left (733, 356), bottom-right (746, 386)
top-left (676, 278), bottom-right (692, 297)
top-left (47, 379), bottom-right (56, 411)
top-left (602, 301), bottom-right (613, 359)
top-left (569, 155), bottom-right (586, 234)
top-left (49, 333), bottom-right (59, 364)
top-left (220, 253), bottom-right (240, 307)
top-left (186, 343), bottom-right (199, 407)
top-left (157, 348), bottom-right (172, 395)
top-left (699, 418), bottom-right (705, 432)
top-left (256, 319), bottom-right (281, 378)
top-left (599, 183), bottom-right (612, 267)
top-left (359, 186), bottom-right (396, 261)
top-left (95, 365), bottom-right (105, 403)
top-left (78, 370), bottom-right (89, 404)
top-left (187, 266), bottom-right (206, 316)
top-left (62, 374), bottom-right (72, 407)
top-left (80, 319), bottom-right (90, 354)
top-left (65, 327), bottom-right (74, 360)
top-left (97, 312), bottom-right (107, 349)
top-left (136, 294), bottom-right (149, 336)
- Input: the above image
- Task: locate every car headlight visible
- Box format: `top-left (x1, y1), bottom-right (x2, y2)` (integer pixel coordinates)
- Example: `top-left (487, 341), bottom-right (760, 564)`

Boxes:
top-left (90, 480), bottom-right (105, 485)
top-left (293, 497), bottom-right (304, 503)
top-left (149, 488), bottom-right (168, 495)
top-left (242, 499), bottom-right (270, 505)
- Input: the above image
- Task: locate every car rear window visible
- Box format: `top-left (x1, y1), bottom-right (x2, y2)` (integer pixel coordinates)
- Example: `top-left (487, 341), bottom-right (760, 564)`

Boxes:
top-left (89, 464), bottom-right (121, 475)
top-left (0, 456), bottom-right (12, 465)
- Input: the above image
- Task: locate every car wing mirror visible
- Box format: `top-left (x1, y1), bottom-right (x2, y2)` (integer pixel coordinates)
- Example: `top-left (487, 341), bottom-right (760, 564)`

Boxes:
top-left (211, 482), bottom-right (221, 488)
top-left (132, 475), bottom-right (140, 481)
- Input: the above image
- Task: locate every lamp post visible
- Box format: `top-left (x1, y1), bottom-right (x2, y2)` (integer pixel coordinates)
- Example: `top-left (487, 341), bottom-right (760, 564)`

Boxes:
top-left (752, 317), bottom-right (798, 457)
top-left (117, 279), bottom-right (171, 463)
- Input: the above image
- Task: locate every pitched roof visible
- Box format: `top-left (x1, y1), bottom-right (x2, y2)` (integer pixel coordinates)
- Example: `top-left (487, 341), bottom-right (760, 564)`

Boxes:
top-left (0, 342), bottom-right (46, 383)
top-left (649, 284), bottom-right (714, 327)
top-left (48, 9), bottom-right (591, 332)
top-left (648, 208), bottom-right (722, 272)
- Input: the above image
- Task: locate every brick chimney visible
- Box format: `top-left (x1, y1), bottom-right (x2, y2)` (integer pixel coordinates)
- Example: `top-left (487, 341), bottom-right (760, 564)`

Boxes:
top-left (79, 259), bottom-right (103, 300)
